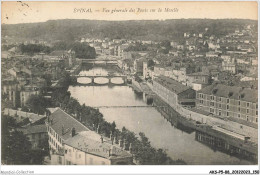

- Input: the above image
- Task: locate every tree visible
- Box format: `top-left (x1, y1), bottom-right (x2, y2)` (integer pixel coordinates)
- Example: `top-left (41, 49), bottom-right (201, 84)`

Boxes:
top-left (25, 95), bottom-right (48, 115)
top-left (2, 116), bottom-right (32, 165)
top-left (72, 42), bottom-right (96, 59)
top-left (147, 59), bottom-right (155, 67)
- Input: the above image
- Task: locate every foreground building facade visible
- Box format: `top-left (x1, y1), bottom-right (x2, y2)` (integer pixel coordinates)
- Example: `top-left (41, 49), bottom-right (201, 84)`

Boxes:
top-left (46, 108), bottom-right (133, 165)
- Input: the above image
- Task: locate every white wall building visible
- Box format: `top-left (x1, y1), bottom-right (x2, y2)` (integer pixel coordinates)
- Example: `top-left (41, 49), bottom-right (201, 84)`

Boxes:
top-left (46, 108), bottom-right (133, 165)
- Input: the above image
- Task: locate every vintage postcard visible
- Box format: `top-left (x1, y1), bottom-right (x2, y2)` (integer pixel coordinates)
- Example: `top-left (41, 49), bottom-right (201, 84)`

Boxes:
top-left (1, 1), bottom-right (259, 174)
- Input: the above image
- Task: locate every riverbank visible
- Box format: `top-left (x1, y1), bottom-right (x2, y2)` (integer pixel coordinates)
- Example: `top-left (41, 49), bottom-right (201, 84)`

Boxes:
top-left (52, 84), bottom-right (186, 165)
top-left (129, 79), bottom-right (257, 163)
top-left (153, 95), bottom-right (257, 163)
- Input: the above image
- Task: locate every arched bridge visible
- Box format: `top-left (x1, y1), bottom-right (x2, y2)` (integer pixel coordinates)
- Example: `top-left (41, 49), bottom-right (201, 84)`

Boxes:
top-left (74, 75), bottom-right (126, 78)
top-left (73, 75), bottom-right (129, 85)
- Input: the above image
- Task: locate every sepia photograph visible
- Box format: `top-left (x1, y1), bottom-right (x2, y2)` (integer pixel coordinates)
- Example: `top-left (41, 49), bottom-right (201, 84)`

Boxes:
top-left (0, 1), bottom-right (259, 174)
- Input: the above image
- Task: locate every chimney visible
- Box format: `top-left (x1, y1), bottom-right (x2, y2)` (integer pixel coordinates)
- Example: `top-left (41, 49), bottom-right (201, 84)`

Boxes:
top-left (72, 127), bottom-right (76, 137)
top-left (62, 125), bottom-right (64, 135)
top-left (100, 136), bottom-right (103, 143)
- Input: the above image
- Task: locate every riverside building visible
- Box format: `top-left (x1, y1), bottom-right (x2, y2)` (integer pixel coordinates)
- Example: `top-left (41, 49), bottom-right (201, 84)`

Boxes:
top-left (46, 108), bottom-right (133, 165)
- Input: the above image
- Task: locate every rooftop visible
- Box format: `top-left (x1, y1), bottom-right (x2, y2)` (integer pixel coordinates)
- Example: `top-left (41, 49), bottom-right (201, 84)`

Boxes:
top-left (18, 124), bottom-right (47, 135)
top-left (48, 108), bottom-right (89, 140)
top-left (154, 76), bottom-right (192, 94)
top-left (198, 84), bottom-right (258, 103)
top-left (49, 108), bottom-right (132, 159)
top-left (64, 131), bottom-right (131, 159)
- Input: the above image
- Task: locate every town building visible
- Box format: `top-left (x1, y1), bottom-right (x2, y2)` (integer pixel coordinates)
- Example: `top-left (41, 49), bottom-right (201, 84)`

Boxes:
top-left (3, 108), bottom-right (46, 126)
top-left (20, 86), bottom-right (40, 107)
top-left (18, 124), bottom-right (48, 149)
top-left (186, 72), bottom-right (211, 91)
top-left (153, 76), bottom-right (196, 107)
top-left (46, 108), bottom-right (133, 165)
top-left (222, 57), bottom-right (237, 74)
top-left (2, 79), bottom-right (20, 107)
top-left (133, 58), bottom-right (146, 75)
top-left (196, 84), bottom-right (258, 125)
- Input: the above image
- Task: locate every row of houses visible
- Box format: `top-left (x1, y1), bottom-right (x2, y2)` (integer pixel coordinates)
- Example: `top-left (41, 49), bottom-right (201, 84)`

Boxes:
top-left (144, 64), bottom-right (211, 91)
top-left (152, 75), bottom-right (258, 126)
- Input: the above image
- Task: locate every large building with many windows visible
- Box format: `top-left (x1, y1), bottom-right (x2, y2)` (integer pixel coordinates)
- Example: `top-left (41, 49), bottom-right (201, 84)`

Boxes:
top-left (196, 83), bottom-right (258, 125)
top-left (153, 76), bottom-right (196, 107)
top-left (46, 108), bottom-right (133, 165)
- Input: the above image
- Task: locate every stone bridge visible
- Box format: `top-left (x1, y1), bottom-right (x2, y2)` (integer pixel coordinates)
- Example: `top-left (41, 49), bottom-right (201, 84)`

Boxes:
top-left (74, 75), bottom-right (128, 85)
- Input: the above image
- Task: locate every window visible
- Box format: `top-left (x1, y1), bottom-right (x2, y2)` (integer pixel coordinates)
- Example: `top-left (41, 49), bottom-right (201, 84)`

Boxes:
top-left (219, 97), bottom-right (222, 102)
top-left (256, 118), bottom-right (258, 123)
top-left (227, 105), bottom-right (229, 110)
top-left (219, 103), bottom-right (222, 108)
top-left (210, 96), bottom-right (214, 100)
top-left (238, 101), bottom-right (240, 106)
top-left (227, 99), bottom-right (229, 103)
top-left (246, 116), bottom-right (249, 121)
top-left (227, 112), bottom-right (229, 116)
top-left (247, 109), bottom-right (249, 114)
top-left (210, 108), bottom-right (214, 113)
top-left (200, 100), bottom-right (203, 104)
top-left (210, 102), bottom-right (214, 106)
top-left (238, 107), bottom-right (240, 112)
top-left (247, 103), bottom-right (250, 107)
top-left (219, 110), bottom-right (222, 116)
top-left (238, 114), bottom-right (240, 118)
top-left (256, 111), bottom-right (258, 116)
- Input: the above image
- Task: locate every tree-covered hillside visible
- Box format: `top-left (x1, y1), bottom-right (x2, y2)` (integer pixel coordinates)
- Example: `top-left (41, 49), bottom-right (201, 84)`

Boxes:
top-left (2, 19), bottom-right (257, 41)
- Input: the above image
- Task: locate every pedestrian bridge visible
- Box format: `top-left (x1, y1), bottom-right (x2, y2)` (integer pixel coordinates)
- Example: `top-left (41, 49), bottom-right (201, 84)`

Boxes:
top-left (92, 105), bottom-right (167, 109)
top-left (80, 59), bottom-right (118, 65)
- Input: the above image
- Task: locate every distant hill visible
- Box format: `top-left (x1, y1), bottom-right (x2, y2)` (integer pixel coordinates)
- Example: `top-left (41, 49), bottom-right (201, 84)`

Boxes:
top-left (1, 19), bottom-right (257, 42)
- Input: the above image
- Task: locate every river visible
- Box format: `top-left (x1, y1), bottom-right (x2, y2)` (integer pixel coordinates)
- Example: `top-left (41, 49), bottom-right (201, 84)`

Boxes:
top-left (68, 65), bottom-right (253, 165)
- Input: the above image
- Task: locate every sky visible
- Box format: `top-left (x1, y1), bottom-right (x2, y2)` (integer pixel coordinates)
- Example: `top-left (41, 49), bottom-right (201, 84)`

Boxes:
top-left (1, 1), bottom-right (258, 24)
